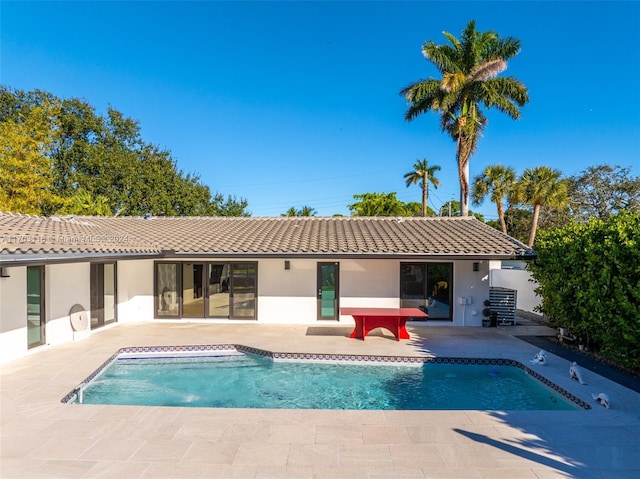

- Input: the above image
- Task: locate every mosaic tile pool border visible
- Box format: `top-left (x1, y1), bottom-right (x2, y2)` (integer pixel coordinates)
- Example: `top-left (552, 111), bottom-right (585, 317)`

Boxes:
top-left (61, 343), bottom-right (591, 410)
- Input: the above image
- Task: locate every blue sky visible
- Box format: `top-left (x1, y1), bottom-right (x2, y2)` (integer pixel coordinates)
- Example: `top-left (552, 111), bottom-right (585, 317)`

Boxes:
top-left (2, 1), bottom-right (639, 218)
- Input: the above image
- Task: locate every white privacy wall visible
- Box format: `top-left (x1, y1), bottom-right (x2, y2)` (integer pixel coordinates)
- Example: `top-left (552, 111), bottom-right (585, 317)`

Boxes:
top-left (490, 267), bottom-right (541, 312)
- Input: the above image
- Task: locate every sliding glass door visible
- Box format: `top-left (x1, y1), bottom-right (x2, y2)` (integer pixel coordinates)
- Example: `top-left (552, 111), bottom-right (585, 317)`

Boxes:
top-left (182, 263), bottom-right (205, 318)
top-left (155, 261), bottom-right (257, 319)
top-left (208, 263), bottom-right (230, 317)
top-left (229, 263), bottom-right (256, 319)
top-left (27, 266), bottom-right (45, 348)
top-left (400, 262), bottom-right (453, 320)
top-left (156, 263), bottom-right (179, 318)
top-left (90, 263), bottom-right (117, 329)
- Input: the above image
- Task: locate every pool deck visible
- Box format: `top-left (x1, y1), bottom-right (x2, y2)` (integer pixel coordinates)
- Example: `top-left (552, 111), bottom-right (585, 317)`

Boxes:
top-left (1, 321), bottom-right (639, 478)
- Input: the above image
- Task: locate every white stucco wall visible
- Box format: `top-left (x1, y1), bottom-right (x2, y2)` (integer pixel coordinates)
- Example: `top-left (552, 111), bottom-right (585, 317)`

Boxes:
top-left (0, 267), bottom-right (28, 362)
top-left (117, 259), bottom-right (154, 323)
top-left (46, 263), bottom-right (91, 346)
top-left (258, 259), bottom-right (316, 323)
top-left (258, 258), bottom-right (490, 326)
top-left (451, 260), bottom-right (491, 326)
top-left (258, 258), bottom-right (403, 324)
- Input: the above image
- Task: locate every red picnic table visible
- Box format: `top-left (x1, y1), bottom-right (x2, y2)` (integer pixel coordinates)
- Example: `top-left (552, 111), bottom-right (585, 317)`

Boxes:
top-left (340, 307), bottom-right (428, 341)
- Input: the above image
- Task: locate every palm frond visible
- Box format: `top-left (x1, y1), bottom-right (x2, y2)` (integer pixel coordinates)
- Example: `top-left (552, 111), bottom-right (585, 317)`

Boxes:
top-left (490, 37), bottom-right (522, 61)
top-left (423, 43), bottom-right (460, 74)
top-left (481, 78), bottom-right (529, 117)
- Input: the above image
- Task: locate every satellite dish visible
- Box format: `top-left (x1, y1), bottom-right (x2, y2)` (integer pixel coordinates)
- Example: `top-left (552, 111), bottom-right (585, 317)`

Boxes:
top-left (69, 304), bottom-right (89, 331)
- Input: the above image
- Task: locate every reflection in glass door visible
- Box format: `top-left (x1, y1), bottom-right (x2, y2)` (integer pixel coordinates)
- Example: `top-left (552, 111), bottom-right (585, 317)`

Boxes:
top-left (154, 261), bottom-right (257, 320)
top-left (317, 262), bottom-right (339, 320)
top-left (27, 266), bottom-right (45, 348)
top-left (400, 262), bottom-right (452, 320)
top-left (156, 263), bottom-right (179, 317)
top-left (208, 263), bottom-right (230, 317)
top-left (230, 263), bottom-right (256, 319)
top-left (182, 263), bottom-right (205, 318)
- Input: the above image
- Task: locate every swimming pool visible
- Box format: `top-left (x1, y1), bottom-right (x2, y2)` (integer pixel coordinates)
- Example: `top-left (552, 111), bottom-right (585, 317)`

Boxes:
top-left (64, 345), bottom-right (588, 410)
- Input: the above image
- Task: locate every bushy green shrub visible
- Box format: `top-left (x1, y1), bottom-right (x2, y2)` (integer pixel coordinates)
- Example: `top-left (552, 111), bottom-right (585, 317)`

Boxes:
top-left (529, 211), bottom-right (640, 371)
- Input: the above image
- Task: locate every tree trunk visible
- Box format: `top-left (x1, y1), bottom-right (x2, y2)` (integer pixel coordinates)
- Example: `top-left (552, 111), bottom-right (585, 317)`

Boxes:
top-left (528, 204), bottom-right (541, 246)
top-left (422, 178), bottom-right (427, 217)
top-left (456, 129), bottom-right (472, 217)
top-left (497, 202), bottom-right (507, 234)
top-left (459, 159), bottom-right (470, 216)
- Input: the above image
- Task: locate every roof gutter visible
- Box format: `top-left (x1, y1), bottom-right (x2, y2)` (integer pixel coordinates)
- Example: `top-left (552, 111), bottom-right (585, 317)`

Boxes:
top-left (0, 252), bottom-right (161, 267)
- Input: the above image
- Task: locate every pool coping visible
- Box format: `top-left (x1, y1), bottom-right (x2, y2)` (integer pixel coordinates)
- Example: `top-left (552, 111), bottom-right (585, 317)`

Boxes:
top-left (61, 343), bottom-right (592, 410)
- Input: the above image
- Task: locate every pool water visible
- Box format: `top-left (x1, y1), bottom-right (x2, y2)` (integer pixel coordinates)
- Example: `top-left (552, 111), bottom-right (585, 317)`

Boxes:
top-left (75, 352), bottom-right (578, 410)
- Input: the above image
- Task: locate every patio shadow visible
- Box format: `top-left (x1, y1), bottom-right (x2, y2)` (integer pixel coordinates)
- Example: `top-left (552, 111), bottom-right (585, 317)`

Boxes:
top-left (453, 427), bottom-right (584, 476)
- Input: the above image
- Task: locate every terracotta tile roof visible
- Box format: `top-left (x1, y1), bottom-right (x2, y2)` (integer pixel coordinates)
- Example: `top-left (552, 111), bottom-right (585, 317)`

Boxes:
top-left (0, 213), bottom-right (535, 262)
top-left (0, 212), bottom-right (159, 258)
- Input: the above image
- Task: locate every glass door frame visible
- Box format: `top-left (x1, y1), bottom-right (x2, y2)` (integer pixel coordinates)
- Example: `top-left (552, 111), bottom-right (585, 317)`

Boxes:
top-left (317, 262), bottom-right (339, 321)
top-left (182, 262), bottom-right (206, 318)
top-left (27, 265), bottom-right (45, 348)
top-left (154, 262), bottom-right (181, 318)
top-left (399, 262), bottom-right (453, 321)
top-left (90, 262), bottom-right (117, 329)
top-left (154, 261), bottom-right (257, 320)
top-left (228, 262), bottom-right (257, 320)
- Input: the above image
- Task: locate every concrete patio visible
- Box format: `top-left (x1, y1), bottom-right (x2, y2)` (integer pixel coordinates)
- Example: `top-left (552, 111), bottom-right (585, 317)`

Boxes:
top-left (1, 321), bottom-right (639, 478)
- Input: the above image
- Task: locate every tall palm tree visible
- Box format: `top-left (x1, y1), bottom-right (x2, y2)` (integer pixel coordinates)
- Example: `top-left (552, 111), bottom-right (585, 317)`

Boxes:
top-left (511, 166), bottom-right (568, 246)
top-left (404, 158), bottom-right (441, 217)
top-left (471, 164), bottom-right (516, 234)
top-left (400, 20), bottom-right (529, 216)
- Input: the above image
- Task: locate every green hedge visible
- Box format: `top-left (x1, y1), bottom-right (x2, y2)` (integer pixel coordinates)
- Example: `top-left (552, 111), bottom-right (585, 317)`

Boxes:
top-left (528, 211), bottom-right (640, 371)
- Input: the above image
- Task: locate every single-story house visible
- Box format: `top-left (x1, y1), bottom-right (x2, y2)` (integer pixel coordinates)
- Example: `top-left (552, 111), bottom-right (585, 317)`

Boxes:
top-left (0, 212), bottom-right (535, 362)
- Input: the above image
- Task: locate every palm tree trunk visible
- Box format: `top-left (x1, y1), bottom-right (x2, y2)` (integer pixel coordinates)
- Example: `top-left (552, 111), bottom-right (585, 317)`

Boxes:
top-left (497, 202), bottom-right (507, 234)
top-left (528, 204), bottom-right (541, 246)
top-left (460, 160), bottom-right (469, 216)
top-left (456, 131), bottom-right (472, 217)
top-left (422, 178), bottom-right (427, 217)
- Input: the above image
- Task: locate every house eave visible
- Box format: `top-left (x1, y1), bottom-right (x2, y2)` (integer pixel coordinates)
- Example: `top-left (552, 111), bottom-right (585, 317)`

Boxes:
top-left (0, 250), bottom-right (536, 267)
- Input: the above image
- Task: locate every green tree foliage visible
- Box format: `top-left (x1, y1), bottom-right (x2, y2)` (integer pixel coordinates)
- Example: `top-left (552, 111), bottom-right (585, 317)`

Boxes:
top-left (403, 158), bottom-right (441, 217)
top-left (0, 100), bottom-right (66, 214)
top-left (400, 20), bottom-right (528, 216)
top-left (568, 164), bottom-right (640, 220)
top-left (0, 86), bottom-right (249, 217)
top-left (348, 192), bottom-right (409, 216)
top-left (472, 164), bottom-right (516, 234)
top-left (281, 206), bottom-right (317, 217)
top-left (529, 212), bottom-right (640, 371)
top-left (59, 189), bottom-right (112, 216)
